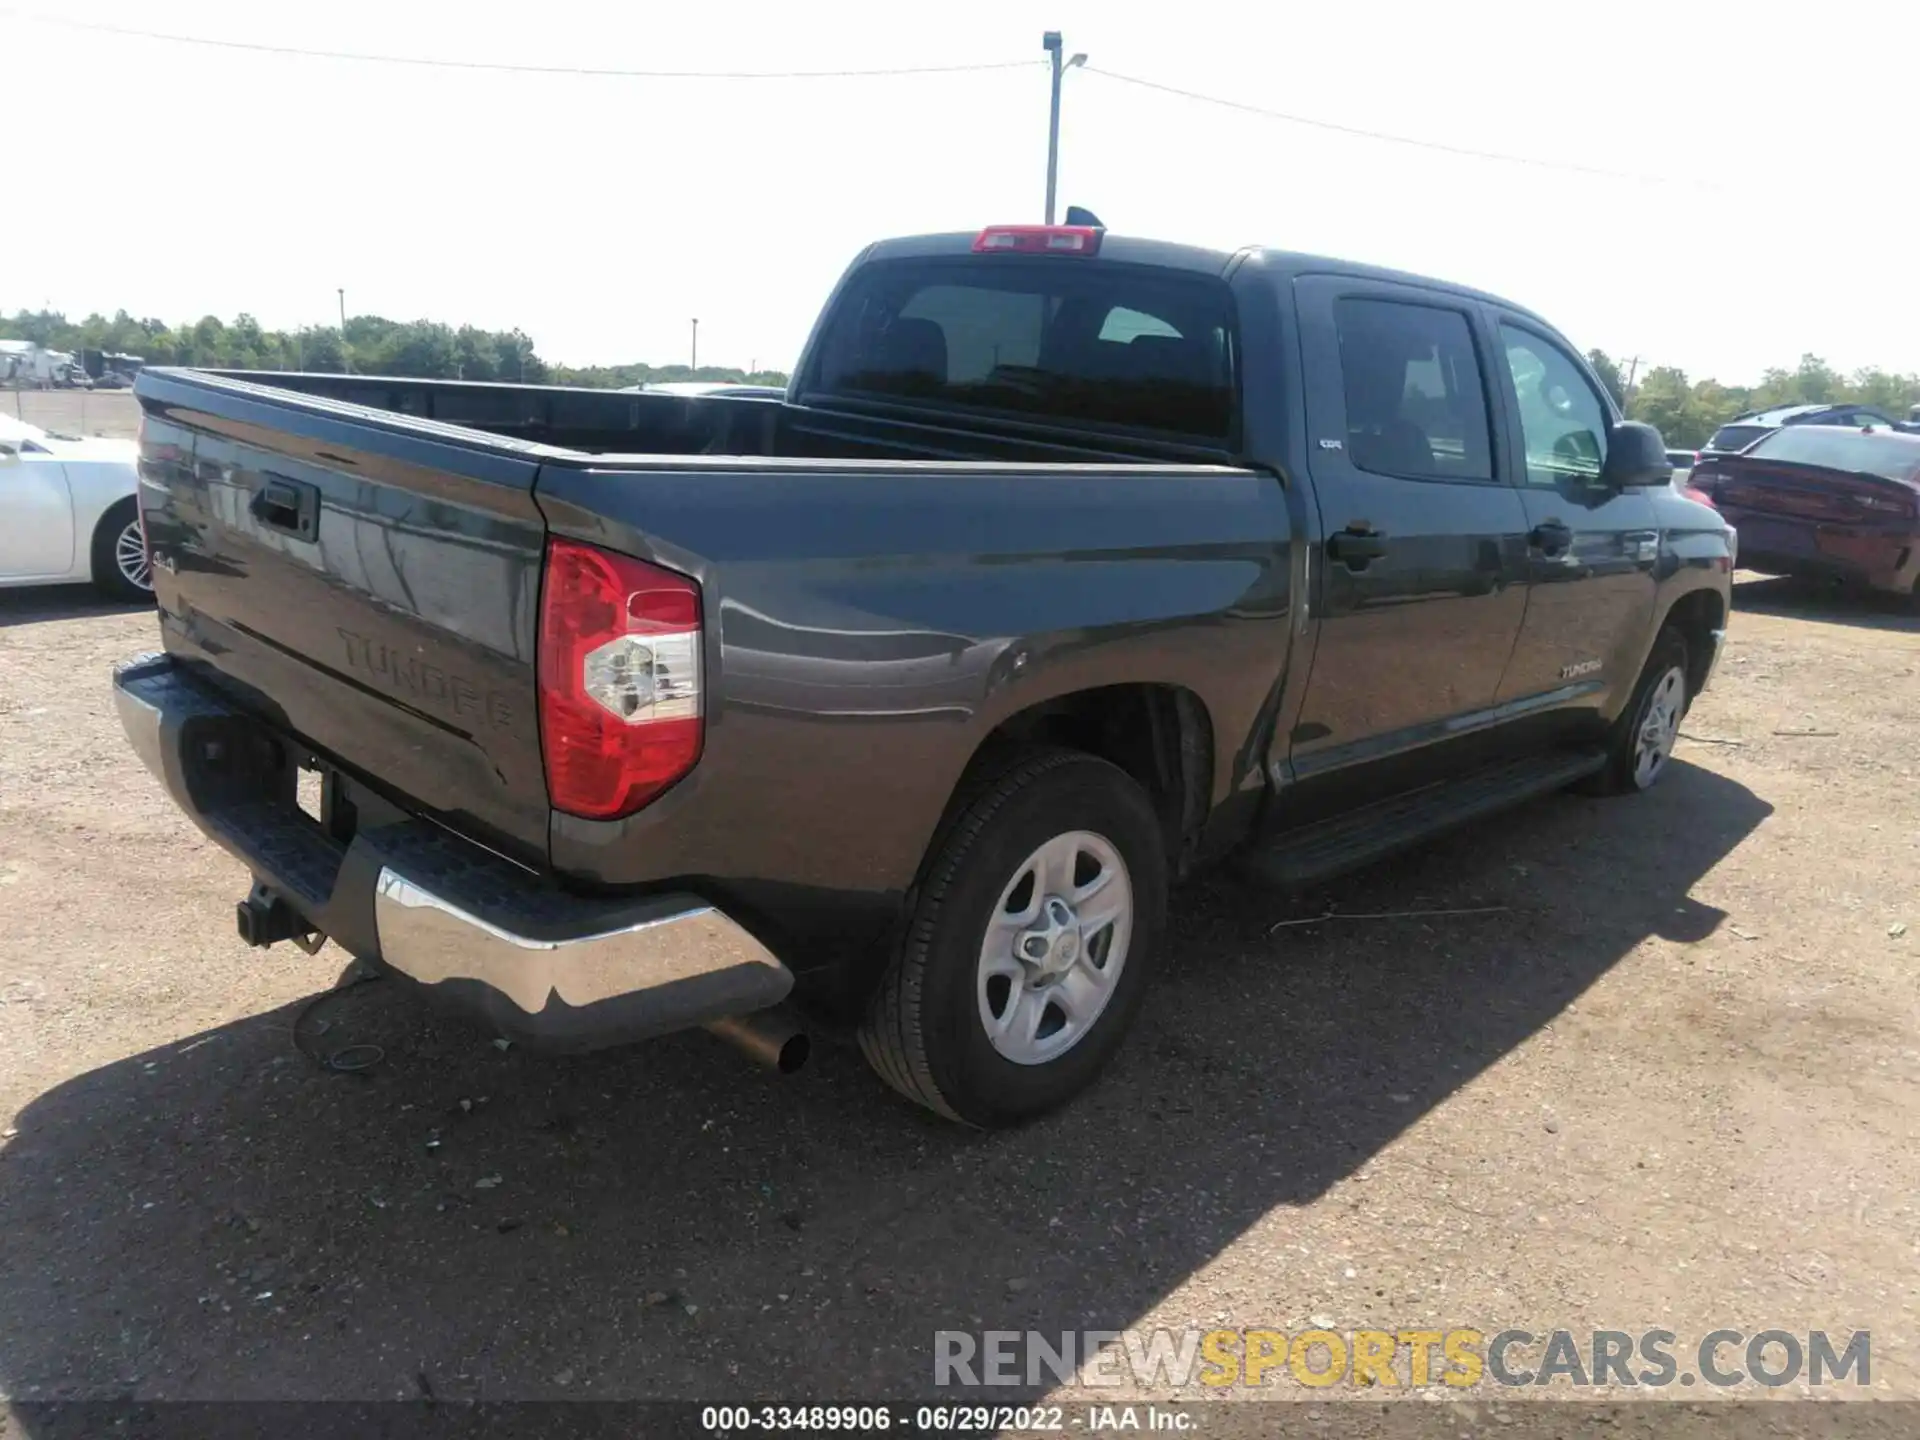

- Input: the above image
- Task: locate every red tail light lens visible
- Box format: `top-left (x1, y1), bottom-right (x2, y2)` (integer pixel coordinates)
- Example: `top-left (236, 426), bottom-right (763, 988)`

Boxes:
top-left (538, 538), bottom-right (703, 820)
top-left (1682, 485), bottom-right (1718, 509)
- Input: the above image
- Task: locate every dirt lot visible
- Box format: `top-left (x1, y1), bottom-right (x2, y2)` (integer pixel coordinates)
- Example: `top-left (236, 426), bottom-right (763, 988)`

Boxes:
top-left (1, 447), bottom-right (1917, 1417)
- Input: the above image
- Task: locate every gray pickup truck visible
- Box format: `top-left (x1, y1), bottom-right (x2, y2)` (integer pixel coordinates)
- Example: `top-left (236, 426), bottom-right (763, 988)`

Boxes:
top-left (117, 222), bottom-right (1733, 1126)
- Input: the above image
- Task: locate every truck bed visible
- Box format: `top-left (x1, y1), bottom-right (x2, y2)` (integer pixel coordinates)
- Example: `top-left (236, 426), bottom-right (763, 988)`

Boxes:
top-left (213, 370), bottom-right (1226, 467)
top-left (136, 368), bottom-right (1291, 898)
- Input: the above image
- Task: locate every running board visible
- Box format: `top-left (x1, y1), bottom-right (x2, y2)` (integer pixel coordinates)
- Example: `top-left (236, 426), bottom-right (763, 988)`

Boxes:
top-left (1240, 750), bottom-right (1608, 889)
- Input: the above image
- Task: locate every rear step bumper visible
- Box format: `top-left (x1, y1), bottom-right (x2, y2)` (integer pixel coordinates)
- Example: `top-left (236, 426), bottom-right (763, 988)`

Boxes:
top-left (112, 653), bottom-right (792, 1050)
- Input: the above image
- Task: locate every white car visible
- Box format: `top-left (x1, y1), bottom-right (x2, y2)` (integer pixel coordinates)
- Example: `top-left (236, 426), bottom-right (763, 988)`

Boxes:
top-left (0, 413), bottom-right (152, 600)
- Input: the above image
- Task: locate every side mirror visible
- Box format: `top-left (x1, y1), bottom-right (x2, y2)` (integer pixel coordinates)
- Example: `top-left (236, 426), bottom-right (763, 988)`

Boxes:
top-left (1602, 420), bottom-right (1671, 489)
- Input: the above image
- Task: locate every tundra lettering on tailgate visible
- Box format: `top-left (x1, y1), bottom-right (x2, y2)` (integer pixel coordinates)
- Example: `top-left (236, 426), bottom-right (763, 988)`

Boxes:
top-left (337, 628), bottom-right (514, 730)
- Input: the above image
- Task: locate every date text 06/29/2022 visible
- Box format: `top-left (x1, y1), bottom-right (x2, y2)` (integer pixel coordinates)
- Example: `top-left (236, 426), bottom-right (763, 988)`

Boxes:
top-left (700, 1405), bottom-right (1187, 1433)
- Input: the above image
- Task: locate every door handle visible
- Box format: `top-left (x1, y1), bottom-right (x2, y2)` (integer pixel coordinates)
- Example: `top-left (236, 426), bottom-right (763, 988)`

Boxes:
top-left (249, 476), bottom-right (320, 540)
top-left (1528, 521), bottom-right (1573, 557)
top-left (1326, 526), bottom-right (1389, 568)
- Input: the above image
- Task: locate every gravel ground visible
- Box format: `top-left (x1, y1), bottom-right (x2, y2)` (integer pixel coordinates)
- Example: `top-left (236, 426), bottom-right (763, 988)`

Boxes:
top-left (1, 446), bottom-right (1917, 1418)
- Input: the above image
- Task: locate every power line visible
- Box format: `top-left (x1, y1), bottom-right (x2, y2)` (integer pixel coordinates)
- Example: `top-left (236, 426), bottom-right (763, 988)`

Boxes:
top-left (3, 8), bottom-right (1717, 187)
top-left (4, 10), bottom-right (1041, 80)
top-left (1082, 64), bottom-right (1712, 188)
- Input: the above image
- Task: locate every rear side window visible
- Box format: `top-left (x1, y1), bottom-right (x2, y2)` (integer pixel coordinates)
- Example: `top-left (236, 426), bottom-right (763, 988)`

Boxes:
top-left (1331, 298), bottom-right (1493, 481)
top-left (1746, 425), bottom-right (1920, 483)
top-left (808, 257), bottom-right (1237, 444)
top-left (1706, 424), bottom-right (1768, 453)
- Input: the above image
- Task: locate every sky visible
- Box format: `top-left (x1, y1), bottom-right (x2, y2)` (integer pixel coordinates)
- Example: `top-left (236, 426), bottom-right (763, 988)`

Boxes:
top-left (6, 0), bottom-right (1917, 383)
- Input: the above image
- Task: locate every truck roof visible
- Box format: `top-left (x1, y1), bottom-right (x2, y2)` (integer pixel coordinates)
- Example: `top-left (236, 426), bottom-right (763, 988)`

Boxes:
top-left (862, 230), bottom-right (1555, 330)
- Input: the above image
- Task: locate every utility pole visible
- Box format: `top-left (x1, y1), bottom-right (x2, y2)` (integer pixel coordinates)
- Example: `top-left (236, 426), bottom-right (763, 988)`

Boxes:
top-left (691, 318), bottom-right (699, 375)
top-left (1622, 354), bottom-right (1643, 400)
top-left (337, 288), bottom-right (351, 373)
top-left (1041, 32), bottom-right (1087, 224)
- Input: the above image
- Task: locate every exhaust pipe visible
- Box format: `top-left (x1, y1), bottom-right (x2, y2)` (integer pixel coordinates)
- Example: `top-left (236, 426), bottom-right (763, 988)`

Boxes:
top-left (704, 1005), bottom-right (810, 1074)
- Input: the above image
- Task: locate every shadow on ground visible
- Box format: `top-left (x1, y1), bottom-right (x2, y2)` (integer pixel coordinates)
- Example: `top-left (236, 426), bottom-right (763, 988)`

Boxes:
top-left (0, 763), bottom-right (1768, 1405)
top-left (0, 585), bottom-right (151, 630)
top-left (1732, 573), bottom-right (1919, 633)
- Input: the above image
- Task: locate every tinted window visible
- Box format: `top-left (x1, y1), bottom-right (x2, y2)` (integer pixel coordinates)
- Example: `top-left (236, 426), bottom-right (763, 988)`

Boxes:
top-left (1746, 425), bottom-right (1920, 482)
top-left (810, 258), bottom-right (1236, 443)
top-left (1792, 408), bottom-right (1887, 428)
top-left (1097, 306), bottom-right (1183, 343)
top-left (1500, 326), bottom-right (1609, 487)
top-left (1332, 299), bottom-right (1493, 481)
top-left (1706, 424), bottom-right (1769, 453)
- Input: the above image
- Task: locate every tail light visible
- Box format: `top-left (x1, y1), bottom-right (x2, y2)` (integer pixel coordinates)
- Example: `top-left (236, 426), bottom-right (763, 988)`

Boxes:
top-left (1857, 490), bottom-right (1918, 519)
top-left (972, 225), bottom-right (1102, 256)
top-left (537, 537), bottom-right (703, 820)
top-left (1682, 484), bottom-right (1718, 509)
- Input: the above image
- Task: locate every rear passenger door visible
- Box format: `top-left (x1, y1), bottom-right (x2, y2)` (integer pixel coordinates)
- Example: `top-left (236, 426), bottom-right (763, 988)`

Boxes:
top-left (1285, 278), bottom-right (1532, 803)
top-left (1490, 319), bottom-right (1659, 722)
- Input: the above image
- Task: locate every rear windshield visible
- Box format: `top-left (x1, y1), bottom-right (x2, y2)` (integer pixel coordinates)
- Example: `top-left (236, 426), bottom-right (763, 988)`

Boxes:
top-left (1705, 424), bottom-right (1768, 453)
top-left (807, 256), bottom-right (1238, 445)
top-left (1746, 425), bottom-right (1920, 482)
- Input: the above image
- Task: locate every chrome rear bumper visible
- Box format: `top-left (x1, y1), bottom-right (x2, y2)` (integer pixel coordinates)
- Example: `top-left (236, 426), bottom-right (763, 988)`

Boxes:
top-left (370, 868), bottom-right (788, 1030)
top-left (113, 652), bottom-right (791, 1048)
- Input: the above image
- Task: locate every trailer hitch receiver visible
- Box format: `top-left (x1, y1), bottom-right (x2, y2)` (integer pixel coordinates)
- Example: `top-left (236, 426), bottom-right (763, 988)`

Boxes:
top-left (236, 882), bottom-right (323, 952)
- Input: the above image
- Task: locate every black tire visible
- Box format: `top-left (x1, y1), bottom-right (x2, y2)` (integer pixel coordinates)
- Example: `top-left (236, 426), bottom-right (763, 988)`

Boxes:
top-left (91, 498), bottom-right (152, 602)
top-left (859, 749), bottom-right (1167, 1128)
top-left (1586, 626), bottom-right (1690, 796)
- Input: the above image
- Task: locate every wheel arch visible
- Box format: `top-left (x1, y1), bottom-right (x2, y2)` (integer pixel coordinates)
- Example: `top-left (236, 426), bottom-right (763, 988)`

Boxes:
top-left (932, 682), bottom-right (1214, 888)
top-left (1658, 585), bottom-right (1727, 700)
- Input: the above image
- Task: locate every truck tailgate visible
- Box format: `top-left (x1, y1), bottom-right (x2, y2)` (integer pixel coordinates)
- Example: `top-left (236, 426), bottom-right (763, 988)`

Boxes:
top-left (135, 370), bottom-right (554, 866)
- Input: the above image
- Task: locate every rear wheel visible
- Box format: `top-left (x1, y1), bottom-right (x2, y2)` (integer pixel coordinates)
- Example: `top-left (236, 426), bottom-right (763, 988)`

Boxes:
top-left (1588, 626), bottom-right (1690, 795)
top-left (91, 498), bottom-right (152, 601)
top-left (859, 750), bottom-right (1167, 1128)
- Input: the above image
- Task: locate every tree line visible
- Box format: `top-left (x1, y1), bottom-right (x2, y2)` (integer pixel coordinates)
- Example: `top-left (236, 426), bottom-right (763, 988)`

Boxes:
top-left (0, 308), bottom-right (791, 390)
top-left (1589, 350), bottom-right (1920, 449)
top-left (6, 307), bottom-right (1913, 439)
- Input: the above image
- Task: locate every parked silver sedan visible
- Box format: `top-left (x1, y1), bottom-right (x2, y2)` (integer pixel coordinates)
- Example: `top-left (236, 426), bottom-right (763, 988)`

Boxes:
top-left (0, 413), bottom-right (151, 599)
